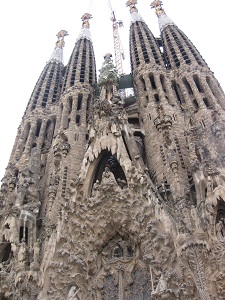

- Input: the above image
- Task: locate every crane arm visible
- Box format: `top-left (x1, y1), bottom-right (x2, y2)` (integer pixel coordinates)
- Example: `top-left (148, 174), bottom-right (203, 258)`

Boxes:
top-left (107, 0), bottom-right (124, 75)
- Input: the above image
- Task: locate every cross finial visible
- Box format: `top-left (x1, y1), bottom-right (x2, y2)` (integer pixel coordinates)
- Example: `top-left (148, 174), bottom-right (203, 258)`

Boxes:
top-left (150, 0), bottom-right (165, 16)
top-left (81, 13), bottom-right (93, 29)
top-left (126, 0), bottom-right (138, 13)
top-left (56, 30), bottom-right (68, 49)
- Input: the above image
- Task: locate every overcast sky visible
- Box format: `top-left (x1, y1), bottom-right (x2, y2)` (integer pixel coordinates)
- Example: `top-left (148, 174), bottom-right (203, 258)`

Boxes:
top-left (0, 0), bottom-right (224, 180)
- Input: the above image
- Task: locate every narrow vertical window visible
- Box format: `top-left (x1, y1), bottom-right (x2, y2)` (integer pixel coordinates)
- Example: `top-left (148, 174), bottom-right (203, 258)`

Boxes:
top-left (77, 94), bottom-right (83, 111)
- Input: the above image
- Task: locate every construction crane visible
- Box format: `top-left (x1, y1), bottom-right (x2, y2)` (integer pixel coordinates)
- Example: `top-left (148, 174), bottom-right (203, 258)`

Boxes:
top-left (107, 0), bottom-right (125, 76)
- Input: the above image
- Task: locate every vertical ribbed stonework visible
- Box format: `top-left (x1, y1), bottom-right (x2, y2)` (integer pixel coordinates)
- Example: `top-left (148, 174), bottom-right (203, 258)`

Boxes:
top-left (0, 31), bottom-right (67, 299)
top-left (152, 1), bottom-right (225, 112)
top-left (151, 0), bottom-right (225, 207)
top-left (62, 15), bottom-right (96, 91)
top-left (128, 0), bottom-right (187, 197)
top-left (44, 14), bottom-right (97, 221)
top-left (9, 31), bottom-right (67, 171)
top-left (1, 30), bottom-right (67, 209)
top-left (27, 31), bottom-right (67, 112)
top-left (129, 2), bottom-right (164, 71)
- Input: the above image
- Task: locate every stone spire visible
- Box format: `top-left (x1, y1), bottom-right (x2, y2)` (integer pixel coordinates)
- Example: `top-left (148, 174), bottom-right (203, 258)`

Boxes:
top-left (151, 0), bottom-right (208, 69)
top-left (128, 0), bottom-right (164, 70)
top-left (126, 0), bottom-right (144, 23)
top-left (23, 30), bottom-right (67, 113)
top-left (62, 13), bottom-right (96, 91)
top-left (150, 0), bottom-right (174, 31)
top-left (49, 30), bottom-right (68, 63)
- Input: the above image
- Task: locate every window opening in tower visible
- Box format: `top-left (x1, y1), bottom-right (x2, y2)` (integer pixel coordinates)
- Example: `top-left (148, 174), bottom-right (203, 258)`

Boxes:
top-left (77, 94), bottom-right (83, 111)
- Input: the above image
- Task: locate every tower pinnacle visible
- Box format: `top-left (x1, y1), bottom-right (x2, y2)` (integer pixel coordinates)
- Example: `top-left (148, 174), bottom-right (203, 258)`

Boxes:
top-left (126, 0), bottom-right (143, 23)
top-left (49, 30), bottom-right (68, 63)
top-left (81, 13), bottom-right (92, 29)
top-left (77, 13), bottom-right (92, 41)
top-left (150, 0), bottom-right (174, 31)
top-left (56, 30), bottom-right (69, 48)
top-left (150, 0), bottom-right (165, 16)
top-left (126, 0), bottom-right (138, 13)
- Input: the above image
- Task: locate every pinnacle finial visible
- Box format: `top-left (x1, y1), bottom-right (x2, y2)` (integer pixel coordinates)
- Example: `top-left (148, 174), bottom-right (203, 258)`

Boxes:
top-left (55, 30), bottom-right (68, 49)
top-left (150, 0), bottom-right (165, 17)
top-left (49, 30), bottom-right (68, 63)
top-left (81, 13), bottom-right (93, 29)
top-left (126, 0), bottom-right (138, 13)
top-left (151, 0), bottom-right (174, 31)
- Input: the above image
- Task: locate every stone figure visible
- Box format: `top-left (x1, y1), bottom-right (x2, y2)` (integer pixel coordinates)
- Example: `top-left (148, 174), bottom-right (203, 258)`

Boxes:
top-left (101, 167), bottom-right (118, 186)
top-left (216, 220), bottom-right (225, 241)
top-left (152, 272), bottom-right (167, 295)
top-left (67, 286), bottom-right (79, 300)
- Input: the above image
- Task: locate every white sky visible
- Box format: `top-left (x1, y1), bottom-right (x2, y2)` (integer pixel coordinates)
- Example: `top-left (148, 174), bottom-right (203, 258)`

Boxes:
top-left (0, 0), bottom-right (225, 180)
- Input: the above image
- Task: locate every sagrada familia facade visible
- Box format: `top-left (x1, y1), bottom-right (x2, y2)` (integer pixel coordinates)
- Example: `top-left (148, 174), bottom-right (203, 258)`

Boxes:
top-left (0, 0), bottom-right (225, 299)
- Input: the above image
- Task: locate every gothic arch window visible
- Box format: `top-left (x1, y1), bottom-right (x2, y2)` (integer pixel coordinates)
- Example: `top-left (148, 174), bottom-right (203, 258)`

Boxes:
top-left (19, 226), bottom-right (28, 244)
top-left (129, 269), bottom-right (151, 300)
top-left (97, 237), bottom-right (150, 300)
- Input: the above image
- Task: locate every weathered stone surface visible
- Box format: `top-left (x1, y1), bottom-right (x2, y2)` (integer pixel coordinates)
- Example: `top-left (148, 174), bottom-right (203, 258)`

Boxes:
top-left (0, 3), bottom-right (225, 299)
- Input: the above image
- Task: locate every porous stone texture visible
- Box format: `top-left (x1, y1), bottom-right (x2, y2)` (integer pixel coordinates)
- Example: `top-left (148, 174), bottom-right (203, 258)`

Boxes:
top-left (0, 6), bottom-right (225, 300)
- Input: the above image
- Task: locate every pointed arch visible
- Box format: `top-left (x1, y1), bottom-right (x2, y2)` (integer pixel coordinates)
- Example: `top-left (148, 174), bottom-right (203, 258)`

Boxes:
top-left (91, 150), bottom-right (127, 193)
top-left (129, 267), bottom-right (151, 299)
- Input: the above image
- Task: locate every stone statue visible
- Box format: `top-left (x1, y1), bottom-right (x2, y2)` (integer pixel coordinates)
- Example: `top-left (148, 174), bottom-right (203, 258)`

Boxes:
top-left (67, 286), bottom-right (79, 300)
top-left (152, 271), bottom-right (169, 296)
top-left (101, 167), bottom-right (118, 186)
top-left (216, 220), bottom-right (225, 241)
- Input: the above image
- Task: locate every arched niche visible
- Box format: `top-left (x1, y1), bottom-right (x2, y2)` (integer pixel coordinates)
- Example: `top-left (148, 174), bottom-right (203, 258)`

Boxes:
top-left (215, 198), bottom-right (225, 241)
top-left (88, 150), bottom-right (127, 196)
top-left (18, 210), bottom-right (36, 247)
top-left (0, 241), bottom-right (12, 265)
top-left (95, 234), bottom-right (150, 300)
